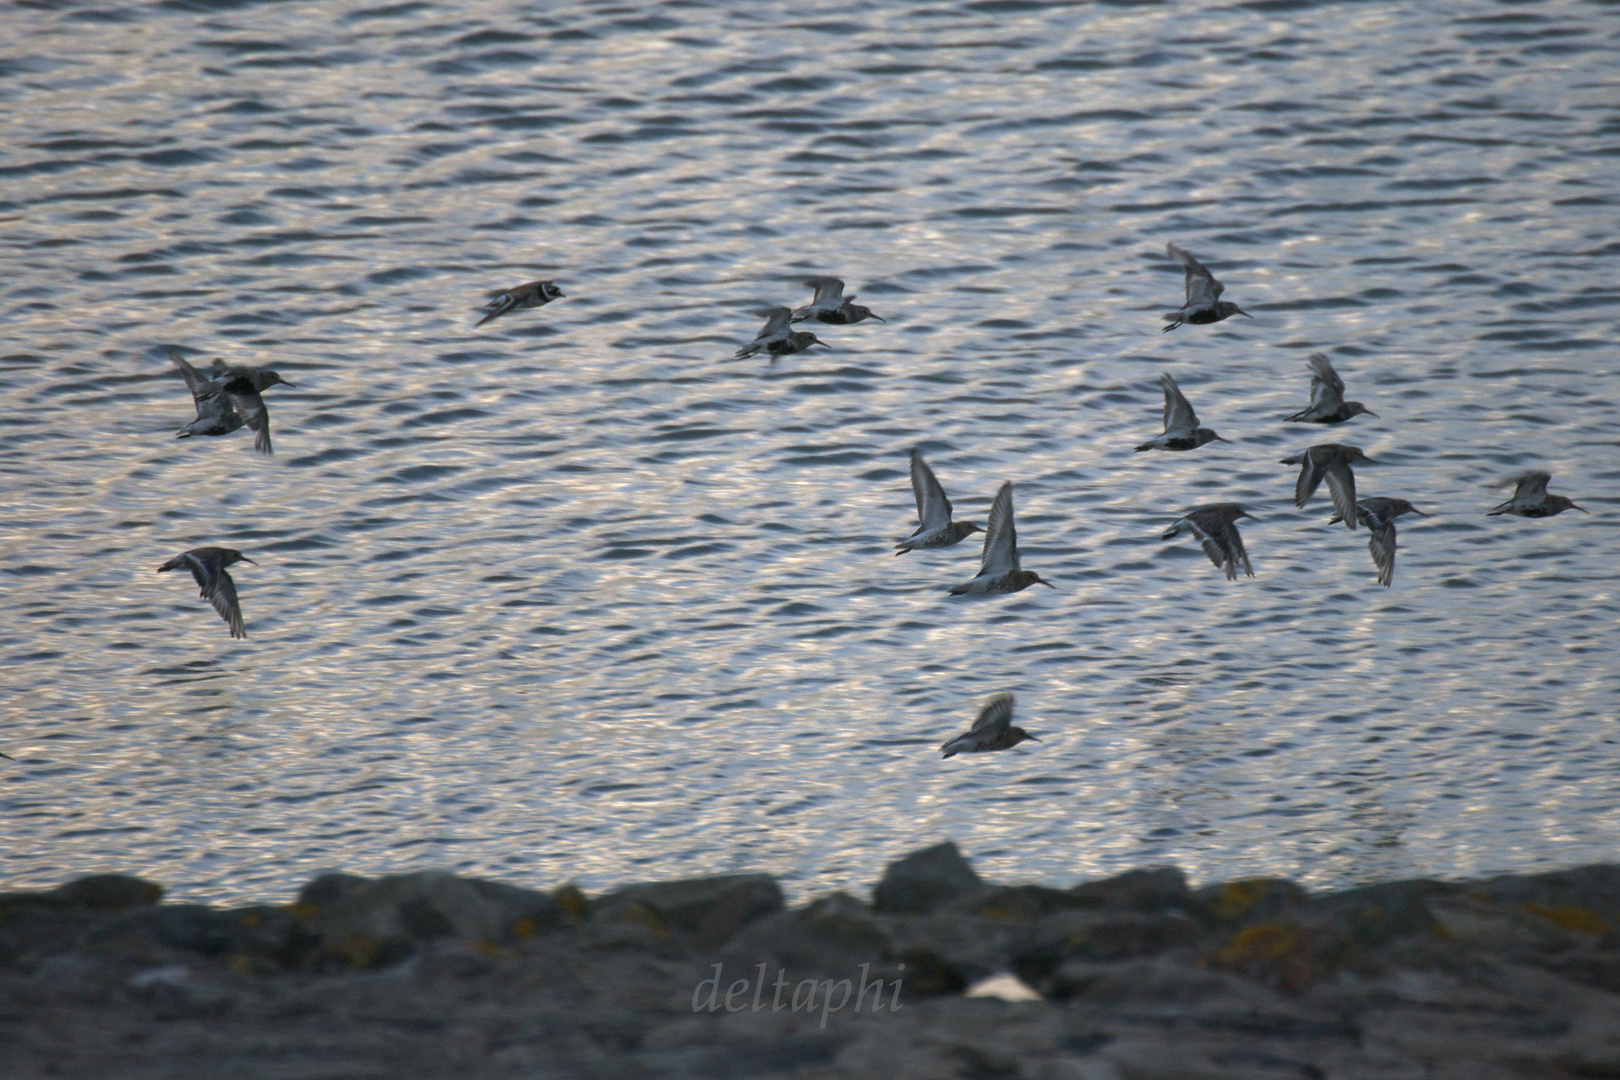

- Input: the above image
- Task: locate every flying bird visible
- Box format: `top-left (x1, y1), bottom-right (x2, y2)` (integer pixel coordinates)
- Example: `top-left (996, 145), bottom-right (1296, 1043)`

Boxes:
top-left (1487, 471), bottom-right (1587, 518)
top-left (733, 306), bottom-right (831, 361)
top-left (1161, 504), bottom-right (1254, 580)
top-left (172, 350), bottom-right (281, 455)
top-left (476, 280), bottom-right (564, 328)
top-left (1135, 373), bottom-right (1229, 452)
top-left (896, 450), bottom-right (982, 554)
top-left (941, 693), bottom-right (1039, 757)
top-left (949, 482), bottom-right (1053, 595)
top-left (790, 277), bottom-right (886, 325)
top-left (1161, 243), bottom-right (1251, 331)
top-left (1281, 444), bottom-right (1372, 528)
top-left (1284, 353), bottom-right (1376, 424)
top-left (173, 352), bottom-right (246, 443)
top-left (1329, 497), bottom-right (1426, 587)
top-left (158, 547), bottom-right (255, 640)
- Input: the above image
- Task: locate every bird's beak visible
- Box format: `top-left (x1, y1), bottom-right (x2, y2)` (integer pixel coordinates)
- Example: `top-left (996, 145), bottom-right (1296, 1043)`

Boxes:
top-left (556, 290), bottom-right (565, 297)
top-left (1361, 458), bottom-right (1378, 465)
top-left (816, 341), bottom-right (833, 350)
top-left (1236, 308), bottom-right (1254, 319)
top-left (280, 380), bottom-right (296, 388)
top-left (1411, 507), bottom-right (1429, 516)
top-left (1363, 409), bottom-right (1379, 418)
top-left (241, 557), bottom-right (257, 564)
top-left (1026, 733), bottom-right (1041, 742)
top-left (1215, 434), bottom-right (1231, 443)
top-left (1039, 577), bottom-right (1056, 588)
top-left (1572, 503), bottom-right (1589, 513)
top-left (1242, 513), bottom-right (1260, 521)
top-left (870, 314), bottom-right (888, 323)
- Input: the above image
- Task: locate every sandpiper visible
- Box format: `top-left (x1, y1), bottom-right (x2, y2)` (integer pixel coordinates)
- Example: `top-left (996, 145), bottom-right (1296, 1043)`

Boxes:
top-left (1487, 471), bottom-right (1587, 518)
top-left (1161, 242), bottom-right (1251, 331)
top-left (941, 693), bottom-right (1039, 757)
top-left (790, 277), bottom-right (886, 325)
top-left (733, 306), bottom-right (831, 361)
top-left (1284, 353), bottom-right (1376, 424)
top-left (896, 449), bottom-right (982, 554)
top-left (949, 482), bottom-right (1053, 595)
top-left (1282, 444), bottom-right (1372, 529)
top-left (203, 358), bottom-right (286, 455)
top-left (206, 359), bottom-right (294, 397)
top-left (1329, 497), bottom-right (1426, 587)
top-left (1135, 373), bottom-right (1229, 452)
top-left (476, 280), bottom-right (564, 328)
top-left (173, 351), bottom-right (246, 443)
top-left (1162, 504), bottom-right (1254, 580)
top-left (158, 547), bottom-right (254, 640)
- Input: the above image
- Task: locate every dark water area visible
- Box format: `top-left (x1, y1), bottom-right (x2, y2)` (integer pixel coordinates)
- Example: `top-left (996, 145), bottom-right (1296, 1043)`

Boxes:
top-left (1, 0), bottom-right (1618, 904)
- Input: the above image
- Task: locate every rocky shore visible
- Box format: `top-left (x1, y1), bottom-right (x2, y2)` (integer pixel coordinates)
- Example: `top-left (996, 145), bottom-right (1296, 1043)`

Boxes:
top-left (5, 843), bottom-right (1620, 1078)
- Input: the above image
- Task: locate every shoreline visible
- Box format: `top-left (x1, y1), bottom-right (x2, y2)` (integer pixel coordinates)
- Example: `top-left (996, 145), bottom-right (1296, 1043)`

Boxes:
top-left (4, 841), bottom-right (1620, 1077)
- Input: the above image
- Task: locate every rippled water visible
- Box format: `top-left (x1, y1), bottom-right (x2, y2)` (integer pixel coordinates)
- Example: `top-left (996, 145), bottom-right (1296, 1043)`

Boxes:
top-left (3, 0), bottom-right (1618, 905)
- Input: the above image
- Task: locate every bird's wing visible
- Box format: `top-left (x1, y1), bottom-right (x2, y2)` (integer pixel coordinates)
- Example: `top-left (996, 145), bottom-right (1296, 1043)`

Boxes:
top-left (1160, 373), bottom-right (1198, 434)
top-left (1186, 514), bottom-right (1237, 576)
top-left (1368, 521), bottom-right (1398, 587)
top-left (968, 693), bottom-right (1015, 737)
top-left (230, 390), bottom-right (273, 456)
top-left (909, 450), bottom-right (952, 530)
top-left (207, 569), bottom-right (247, 639)
top-left (1514, 471), bottom-right (1551, 500)
top-left (808, 277), bottom-right (845, 306)
top-left (1167, 242), bottom-right (1221, 307)
top-left (979, 482), bottom-right (1019, 575)
top-left (170, 350), bottom-right (217, 402)
top-left (1293, 453), bottom-right (1324, 507)
top-left (758, 306), bottom-right (793, 338)
top-left (1306, 353), bottom-right (1345, 409)
top-left (183, 551), bottom-right (218, 596)
top-left (475, 287), bottom-right (527, 327)
top-left (1324, 460), bottom-right (1359, 527)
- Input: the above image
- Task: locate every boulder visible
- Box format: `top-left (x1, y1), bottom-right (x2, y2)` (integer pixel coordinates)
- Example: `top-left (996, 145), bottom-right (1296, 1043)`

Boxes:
top-left (1071, 867), bottom-right (1191, 913)
top-left (872, 842), bottom-right (985, 916)
top-left (596, 873), bottom-right (782, 947)
top-left (299, 871), bottom-right (565, 965)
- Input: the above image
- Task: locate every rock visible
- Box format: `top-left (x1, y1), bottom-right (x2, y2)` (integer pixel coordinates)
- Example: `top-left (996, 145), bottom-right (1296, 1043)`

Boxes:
top-left (872, 842), bottom-right (985, 916)
top-left (46, 874), bottom-right (163, 910)
top-left (1310, 880), bottom-right (1443, 948)
top-left (300, 871), bottom-right (565, 967)
top-left (1195, 877), bottom-right (1308, 925)
top-left (1012, 909), bottom-right (1202, 994)
top-left (720, 891), bottom-right (905, 997)
top-left (597, 873), bottom-right (782, 947)
top-left (1071, 868), bottom-right (1192, 913)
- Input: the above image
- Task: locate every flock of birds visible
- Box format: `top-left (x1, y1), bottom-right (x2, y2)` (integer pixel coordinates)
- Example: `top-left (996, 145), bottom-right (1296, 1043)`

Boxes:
top-left (152, 244), bottom-right (1589, 760)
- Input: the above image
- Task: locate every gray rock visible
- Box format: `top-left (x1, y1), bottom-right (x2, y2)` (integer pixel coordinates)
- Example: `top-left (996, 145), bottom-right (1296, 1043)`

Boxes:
top-left (1072, 868), bottom-right (1192, 913)
top-left (597, 873), bottom-right (783, 947)
top-left (302, 871), bottom-right (564, 963)
top-left (873, 842), bottom-right (985, 915)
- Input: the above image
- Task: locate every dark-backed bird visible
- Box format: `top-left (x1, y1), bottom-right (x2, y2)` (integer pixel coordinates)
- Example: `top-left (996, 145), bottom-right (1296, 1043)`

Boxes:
top-left (1284, 353), bottom-right (1376, 424)
top-left (1162, 504), bottom-right (1254, 580)
top-left (896, 450), bottom-right (982, 554)
top-left (173, 352), bottom-right (246, 443)
top-left (941, 693), bottom-right (1039, 757)
top-left (201, 358), bottom-right (284, 455)
top-left (158, 547), bottom-right (254, 640)
top-left (1282, 444), bottom-right (1372, 528)
top-left (1162, 242), bottom-right (1251, 331)
top-left (1135, 373), bottom-right (1229, 452)
top-left (949, 482), bottom-right (1053, 595)
top-left (733, 306), bottom-right (831, 361)
top-left (790, 277), bottom-right (885, 325)
top-left (476, 280), bottom-right (564, 328)
top-left (1487, 471), bottom-right (1587, 518)
top-left (1329, 497), bottom-right (1426, 587)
